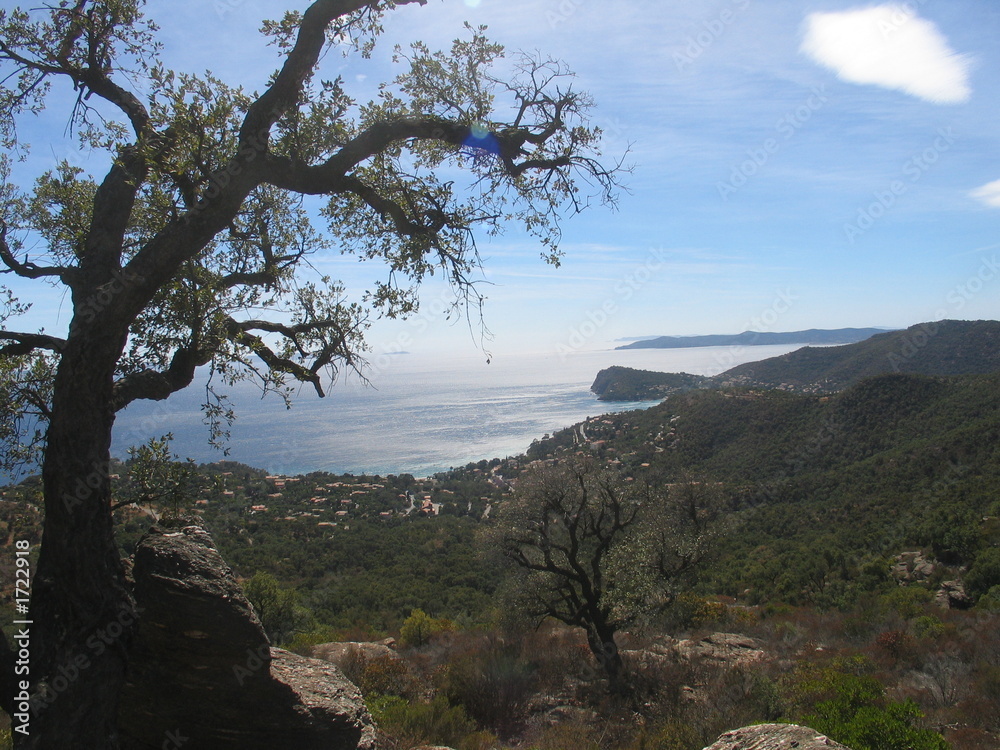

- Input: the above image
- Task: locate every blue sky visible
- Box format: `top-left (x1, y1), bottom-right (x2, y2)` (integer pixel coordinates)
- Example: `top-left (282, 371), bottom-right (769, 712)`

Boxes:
top-left (5, 0), bottom-right (1000, 359)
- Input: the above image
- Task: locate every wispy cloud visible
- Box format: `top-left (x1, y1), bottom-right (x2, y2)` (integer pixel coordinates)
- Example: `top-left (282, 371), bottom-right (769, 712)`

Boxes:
top-left (801, 4), bottom-right (972, 105)
top-left (970, 179), bottom-right (1000, 208)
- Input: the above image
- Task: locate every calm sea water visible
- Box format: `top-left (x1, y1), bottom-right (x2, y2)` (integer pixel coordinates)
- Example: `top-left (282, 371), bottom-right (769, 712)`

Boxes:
top-left (111, 345), bottom-right (803, 477)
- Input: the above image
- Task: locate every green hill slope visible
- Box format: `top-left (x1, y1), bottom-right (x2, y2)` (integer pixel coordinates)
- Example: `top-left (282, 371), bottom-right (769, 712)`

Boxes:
top-left (593, 320), bottom-right (1000, 400)
top-left (715, 319), bottom-right (1000, 393)
top-left (537, 370), bottom-right (1000, 605)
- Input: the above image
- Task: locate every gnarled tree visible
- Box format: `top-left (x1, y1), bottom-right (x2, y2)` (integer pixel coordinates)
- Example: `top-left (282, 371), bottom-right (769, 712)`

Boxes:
top-left (487, 459), bottom-right (726, 692)
top-left (0, 1), bottom-right (623, 746)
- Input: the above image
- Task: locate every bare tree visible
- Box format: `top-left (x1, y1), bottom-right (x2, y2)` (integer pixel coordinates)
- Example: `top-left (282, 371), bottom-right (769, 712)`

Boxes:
top-left (487, 458), bottom-right (725, 692)
top-left (0, 1), bottom-right (625, 745)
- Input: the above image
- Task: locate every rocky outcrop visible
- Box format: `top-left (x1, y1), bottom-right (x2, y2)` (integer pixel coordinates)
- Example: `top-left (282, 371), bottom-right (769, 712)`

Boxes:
top-left (935, 580), bottom-right (972, 609)
top-left (703, 723), bottom-right (852, 749)
top-left (313, 639), bottom-right (402, 670)
top-left (671, 632), bottom-right (766, 665)
top-left (118, 523), bottom-right (376, 750)
top-left (891, 551), bottom-right (938, 585)
top-left (626, 632), bottom-right (767, 670)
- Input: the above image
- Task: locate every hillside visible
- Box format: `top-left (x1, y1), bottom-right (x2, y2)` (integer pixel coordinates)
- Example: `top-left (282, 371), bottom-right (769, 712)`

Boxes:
top-left (538, 370), bottom-right (1000, 602)
top-left (716, 319), bottom-right (1000, 392)
top-left (590, 366), bottom-right (709, 400)
top-left (594, 319), bottom-right (1000, 400)
top-left (616, 327), bottom-right (886, 350)
top-left (5, 370), bottom-right (999, 748)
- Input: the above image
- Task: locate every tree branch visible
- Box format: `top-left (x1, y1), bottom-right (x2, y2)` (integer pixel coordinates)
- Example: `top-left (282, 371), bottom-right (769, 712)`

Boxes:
top-left (239, 0), bottom-right (427, 150)
top-left (111, 340), bottom-right (215, 410)
top-left (222, 317), bottom-right (325, 397)
top-left (0, 331), bottom-right (67, 356)
top-left (0, 221), bottom-right (67, 280)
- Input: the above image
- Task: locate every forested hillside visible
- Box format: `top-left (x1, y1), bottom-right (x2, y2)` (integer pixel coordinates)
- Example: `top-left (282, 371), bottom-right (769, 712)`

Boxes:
top-left (594, 319), bottom-right (1000, 400)
top-left (4, 339), bottom-right (1000, 749)
top-left (717, 320), bottom-right (1000, 392)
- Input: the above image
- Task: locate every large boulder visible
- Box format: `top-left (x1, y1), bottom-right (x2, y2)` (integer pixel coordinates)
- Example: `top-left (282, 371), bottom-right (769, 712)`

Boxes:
top-left (118, 523), bottom-right (376, 750)
top-left (703, 723), bottom-right (852, 749)
top-left (891, 551), bottom-right (938, 585)
top-left (313, 640), bottom-right (402, 670)
top-left (628, 632), bottom-right (767, 669)
top-left (935, 580), bottom-right (972, 609)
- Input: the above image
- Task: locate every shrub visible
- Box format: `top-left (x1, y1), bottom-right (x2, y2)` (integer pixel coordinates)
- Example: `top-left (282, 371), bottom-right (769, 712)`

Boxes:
top-left (242, 571), bottom-right (297, 644)
top-left (883, 586), bottom-right (933, 619)
top-left (283, 624), bottom-right (340, 656)
top-left (438, 642), bottom-right (535, 735)
top-left (399, 608), bottom-right (452, 648)
top-left (529, 723), bottom-right (601, 750)
top-left (367, 694), bottom-right (476, 749)
top-left (359, 654), bottom-right (415, 698)
top-left (790, 666), bottom-right (949, 750)
top-left (457, 730), bottom-right (501, 750)
top-left (911, 615), bottom-right (946, 640)
top-left (965, 548), bottom-right (1000, 601)
top-left (665, 593), bottom-right (729, 630)
top-left (975, 585), bottom-right (1000, 612)
top-left (874, 630), bottom-right (915, 660)
top-left (626, 719), bottom-right (700, 750)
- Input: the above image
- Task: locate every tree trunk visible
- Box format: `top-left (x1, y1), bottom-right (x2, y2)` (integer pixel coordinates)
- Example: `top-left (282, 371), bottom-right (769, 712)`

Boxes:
top-left (19, 330), bottom-right (135, 749)
top-left (586, 620), bottom-right (625, 694)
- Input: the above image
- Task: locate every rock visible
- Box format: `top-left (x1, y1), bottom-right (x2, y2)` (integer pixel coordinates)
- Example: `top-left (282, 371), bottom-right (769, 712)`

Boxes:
top-left (644, 632), bottom-right (767, 667)
top-left (935, 580), bottom-right (972, 609)
top-left (703, 723), bottom-right (853, 749)
top-left (118, 523), bottom-right (376, 750)
top-left (891, 551), bottom-right (938, 585)
top-left (314, 640), bottom-right (402, 670)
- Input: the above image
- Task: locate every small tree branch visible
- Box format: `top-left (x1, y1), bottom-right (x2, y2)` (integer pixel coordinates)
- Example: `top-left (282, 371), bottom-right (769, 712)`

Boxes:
top-left (0, 221), bottom-right (67, 280)
top-left (222, 318), bottom-right (325, 397)
top-left (0, 331), bottom-right (67, 356)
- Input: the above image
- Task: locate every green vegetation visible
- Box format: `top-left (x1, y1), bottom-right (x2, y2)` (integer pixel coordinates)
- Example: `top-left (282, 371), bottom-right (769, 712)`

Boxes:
top-left (591, 366), bottom-right (709, 401)
top-left (530, 370), bottom-right (1000, 610)
top-left (5, 324), bottom-right (1000, 748)
top-left (788, 661), bottom-right (949, 750)
top-left (717, 319), bottom-right (1000, 393)
top-left (595, 320), bottom-right (1000, 401)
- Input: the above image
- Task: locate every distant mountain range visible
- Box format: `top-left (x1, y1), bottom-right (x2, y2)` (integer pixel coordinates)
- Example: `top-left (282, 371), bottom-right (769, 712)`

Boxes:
top-left (593, 320), bottom-right (1000, 400)
top-left (615, 327), bottom-right (888, 350)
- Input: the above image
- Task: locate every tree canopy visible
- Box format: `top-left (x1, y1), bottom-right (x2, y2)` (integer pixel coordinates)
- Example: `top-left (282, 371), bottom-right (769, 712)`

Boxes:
top-left (0, 1), bottom-right (624, 745)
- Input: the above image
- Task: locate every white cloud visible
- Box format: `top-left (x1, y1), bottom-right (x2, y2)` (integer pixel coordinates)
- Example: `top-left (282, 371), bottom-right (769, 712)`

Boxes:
top-left (970, 179), bottom-right (1000, 208)
top-left (801, 4), bottom-right (972, 104)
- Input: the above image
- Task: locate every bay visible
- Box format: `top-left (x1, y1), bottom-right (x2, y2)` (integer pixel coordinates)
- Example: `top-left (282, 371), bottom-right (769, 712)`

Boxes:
top-left (111, 344), bottom-right (805, 477)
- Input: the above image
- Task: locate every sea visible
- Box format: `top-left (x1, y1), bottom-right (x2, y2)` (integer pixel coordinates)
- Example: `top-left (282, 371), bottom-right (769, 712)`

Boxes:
top-left (110, 344), bottom-right (804, 478)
